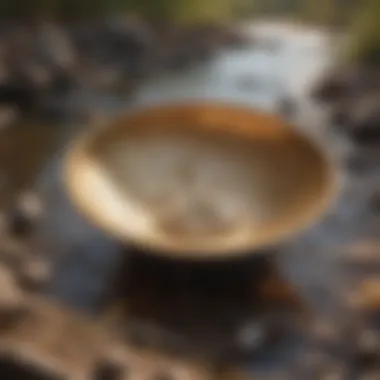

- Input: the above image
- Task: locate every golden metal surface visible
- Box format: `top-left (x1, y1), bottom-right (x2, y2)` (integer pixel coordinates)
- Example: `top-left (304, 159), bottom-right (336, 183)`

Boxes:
top-left (64, 103), bottom-right (339, 259)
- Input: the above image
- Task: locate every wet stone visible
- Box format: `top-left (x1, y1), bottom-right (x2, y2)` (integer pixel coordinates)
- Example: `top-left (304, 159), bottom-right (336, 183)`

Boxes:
top-left (17, 192), bottom-right (44, 221)
top-left (356, 329), bottom-right (380, 353)
top-left (153, 373), bottom-right (175, 380)
top-left (0, 304), bottom-right (30, 331)
top-left (0, 356), bottom-right (64, 380)
top-left (0, 265), bottom-right (29, 331)
top-left (16, 259), bottom-right (51, 292)
top-left (294, 351), bottom-right (337, 379)
top-left (0, 266), bottom-right (25, 310)
top-left (354, 279), bottom-right (380, 312)
top-left (93, 360), bottom-right (125, 380)
top-left (309, 319), bottom-right (342, 355)
top-left (352, 344), bottom-right (380, 371)
top-left (356, 370), bottom-right (380, 380)
top-left (7, 207), bottom-right (34, 238)
top-left (368, 192), bottom-right (380, 214)
top-left (6, 192), bottom-right (43, 238)
top-left (0, 106), bottom-right (18, 132)
top-left (235, 321), bottom-right (266, 351)
top-left (321, 364), bottom-right (348, 380)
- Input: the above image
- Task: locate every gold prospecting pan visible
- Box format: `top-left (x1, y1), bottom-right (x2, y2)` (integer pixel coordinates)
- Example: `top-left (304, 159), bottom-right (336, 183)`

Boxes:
top-left (64, 103), bottom-right (339, 260)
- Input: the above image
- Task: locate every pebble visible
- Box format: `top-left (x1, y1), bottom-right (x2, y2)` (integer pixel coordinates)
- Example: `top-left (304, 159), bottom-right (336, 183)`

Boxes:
top-left (236, 321), bottom-right (266, 350)
top-left (0, 106), bottom-right (18, 131)
top-left (7, 207), bottom-right (34, 238)
top-left (17, 191), bottom-right (44, 220)
top-left (356, 329), bottom-right (380, 353)
top-left (17, 259), bottom-right (51, 291)
top-left (0, 266), bottom-right (25, 311)
top-left (356, 370), bottom-right (380, 380)
top-left (7, 192), bottom-right (43, 238)
top-left (294, 351), bottom-right (334, 377)
top-left (353, 279), bottom-right (380, 311)
top-left (153, 373), bottom-right (174, 380)
top-left (93, 360), bottom-right (125, 380)
top-left (322, 365), bottom-right (347, 380)
top-left (310, 319), bottom-right (341, 348)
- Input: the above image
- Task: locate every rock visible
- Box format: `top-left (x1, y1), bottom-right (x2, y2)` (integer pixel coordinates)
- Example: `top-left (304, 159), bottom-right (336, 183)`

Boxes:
top-left (235, 321), bottom-right (266, 351)
top-left (7, 192), bottom-right (43, 238)
top-left (34, 23), bottom-right (77, 71)
top-left (48, 69), bottom-right (74, 96)
top-left (294, 351), bottom-right (338, 379)
top-left (349, 278), bottom-right (380, 317)
top-left (0, 62), bottom-right (10, 85)
top-left (311, 66), bottom-right (368, 103)
top-left (17, 192), bottom-right (44, 221)
top-left (0, 266), bottom-right (25, 312)
top-left (0, 172), bottom-right (8, 191)
top-left (330, 105), bottom-right (351, 128)
top-left (0, 357), bottom-right (63, 380)
top-left (322, 365), bottom-right (348, 380)
top-left (0, 106), bottom-right (18, 131)
top-left (152, 373), bottom-right (174, 380)
top-left (17, 259), bottom-right (51, 292)
top-left (277, 95), bottom-right (297, 119)
top-left (310, 319), bottom-right (341, 348)
top-left (311, 77), bottom-right (346, 103)
top-left (7, 208), bottom-right (34, 238)
top-left (220, 28), bottom-right (249, 49)
top-left (351, 331), bottom-right (380, 379)
top-left (347, 97), bottom-right (380, 144)
top-left (20, 63), bottom-right (53, 91)
top-left (357, 370), bottom-right (380, 380)
top-left (0, 82), bottom-right (37, 118)
top-left (327, 93), bottom-right (380, 144)
top-left (356, 329), bottom-right (380, 354)
top-left (368, 192), bottom-right (380, 214)
top-left (92, 360), bottom-right (125, 380)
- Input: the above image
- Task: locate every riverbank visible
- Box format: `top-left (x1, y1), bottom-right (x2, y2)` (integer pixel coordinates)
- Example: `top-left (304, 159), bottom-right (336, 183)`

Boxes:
top-left (311, 63), bottom-right (380, 145)
top-left (0, 19), bottom-right (249, 128)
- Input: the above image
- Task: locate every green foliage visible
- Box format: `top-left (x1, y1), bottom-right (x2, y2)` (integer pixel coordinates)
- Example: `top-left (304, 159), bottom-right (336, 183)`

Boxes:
top-left (348, 0), bottom-right (380, 64)
top-left (298, 0), bottom-right (337, 25)
top-left (174, 0), bottom-right (233, 24)
top-left (0, 0), bottom-right (236, 23)
top-left (0, 0), bottom-right (363, 27)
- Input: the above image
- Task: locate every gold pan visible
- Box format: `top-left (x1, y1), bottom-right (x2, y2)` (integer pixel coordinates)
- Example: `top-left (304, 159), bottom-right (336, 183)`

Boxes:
top-left (64, 103), bottom-right (339, 260)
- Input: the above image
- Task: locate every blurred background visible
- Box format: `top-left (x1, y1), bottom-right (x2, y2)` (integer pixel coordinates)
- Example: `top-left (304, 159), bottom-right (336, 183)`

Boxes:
top-left (1, 0), bottom-right (380, 379)
top-left (0, 0), bottom-right (378, 205)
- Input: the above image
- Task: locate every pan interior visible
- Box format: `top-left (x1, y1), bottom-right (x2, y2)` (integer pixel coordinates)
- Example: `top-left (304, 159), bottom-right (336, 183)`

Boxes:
top-left (68, 111), bottom-right (334, 257)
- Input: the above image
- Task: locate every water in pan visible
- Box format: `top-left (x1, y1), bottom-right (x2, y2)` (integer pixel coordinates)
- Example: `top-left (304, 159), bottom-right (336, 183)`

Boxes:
top-left (95, 133), bottom-right (276, 241)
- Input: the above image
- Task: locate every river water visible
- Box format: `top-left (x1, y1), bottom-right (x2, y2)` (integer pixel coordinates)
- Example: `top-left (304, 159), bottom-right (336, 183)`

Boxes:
top-left (135, 23), bottom-right (332, 108)
top-left (37, 22), bottom-right (358, 316)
